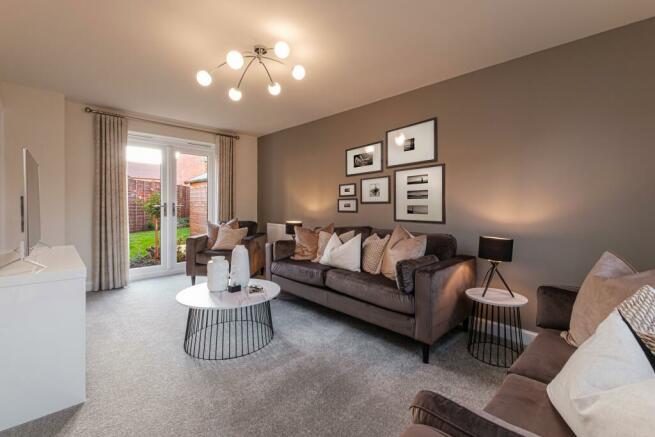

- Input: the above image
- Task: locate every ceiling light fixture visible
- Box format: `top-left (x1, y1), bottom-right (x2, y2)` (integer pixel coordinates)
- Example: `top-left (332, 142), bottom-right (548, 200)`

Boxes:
top-left (196, 41), bottom-right (305, 102)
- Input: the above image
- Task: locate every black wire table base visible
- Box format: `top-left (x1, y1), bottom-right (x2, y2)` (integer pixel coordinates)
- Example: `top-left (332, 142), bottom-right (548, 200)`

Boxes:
top-left (183, 301), bottom-right (274, 360)
top-left (467, 300), bottom-right (524, 368)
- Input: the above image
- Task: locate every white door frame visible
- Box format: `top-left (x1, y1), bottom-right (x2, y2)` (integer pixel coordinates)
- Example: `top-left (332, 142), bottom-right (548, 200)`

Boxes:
top-left (127, 132), bottom-right (216, 282)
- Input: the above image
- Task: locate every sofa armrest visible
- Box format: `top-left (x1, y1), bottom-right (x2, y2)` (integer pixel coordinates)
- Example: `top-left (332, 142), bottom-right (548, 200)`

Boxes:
top-left (186, 234), bottom-right (208, 274)
top-left (413, 256), bottom-right (476, 344)
top-left (410, 390), bottom-right (536, 437)
top-left (536, 285), bottom-right (579, 331)
top-left (273, 239), bottom-right (296, 261)
top-left (242, 233), bottom-right (267, 275)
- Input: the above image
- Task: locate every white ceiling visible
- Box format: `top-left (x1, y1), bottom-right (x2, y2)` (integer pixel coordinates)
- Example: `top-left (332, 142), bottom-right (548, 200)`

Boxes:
top-left (1, 1), bottom-right (654, 136)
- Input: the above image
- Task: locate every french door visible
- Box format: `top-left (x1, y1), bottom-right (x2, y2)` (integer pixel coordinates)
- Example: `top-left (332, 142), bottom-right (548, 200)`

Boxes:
top-left (126, 133), bottom-right (216, 280)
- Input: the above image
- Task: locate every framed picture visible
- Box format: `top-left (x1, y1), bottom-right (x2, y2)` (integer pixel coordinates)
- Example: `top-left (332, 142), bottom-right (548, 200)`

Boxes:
top-left (361, 176), bottom-right (390, 204)
top-left (345, 141), bottom-right (383, 176)
top-left (338, 198), bottom-right (358, 213)
top-left (394, 164), bottom-right (445, 223)
top-left (386, 118), bottom-right (437, 168)
top-left (339, 183), bottom-right (356, 197)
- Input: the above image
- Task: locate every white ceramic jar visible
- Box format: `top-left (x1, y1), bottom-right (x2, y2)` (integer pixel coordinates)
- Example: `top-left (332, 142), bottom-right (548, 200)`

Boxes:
top-left (207, 256), bottom-right (229, 292)
top-left (230, 245), bottom-right (250, 288)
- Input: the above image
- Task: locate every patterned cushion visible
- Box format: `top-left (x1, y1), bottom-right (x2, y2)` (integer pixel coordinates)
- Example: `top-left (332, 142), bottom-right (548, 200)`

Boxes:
top-left (362, 233), bottom-right (389, 274)
top-left (618, 285), bottom-right (655, 357)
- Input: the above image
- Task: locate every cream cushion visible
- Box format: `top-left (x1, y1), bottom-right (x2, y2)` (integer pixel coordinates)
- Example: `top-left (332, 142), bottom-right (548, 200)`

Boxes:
top-left (362, 234), bottom-right (390, 274)
top-left (207, 218), bottom-right (238, 248)
top-left (547, 310), bottom-right (655, 437)
top-left (326, 233), bottom-right (362, 272)
top-left (319, 233), bottom-right (342, 265)
top-left (382, 234), bottom-right (427, 281)
top-left (563, 251), bottom-right (655, 346)
top-left (212, 226), bottom-right (247, 250)
top-left (380, 225), bottom-right (413, 279)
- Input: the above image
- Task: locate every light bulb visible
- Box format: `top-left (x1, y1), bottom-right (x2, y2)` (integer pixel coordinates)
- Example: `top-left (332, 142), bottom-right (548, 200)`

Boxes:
top-left (274, 41), bottom-right (290, 59)
top-left (196, 70), bottom-right (212, 86)
top-left (268, 82), bottom-right (281, 96)
top-left (292, 65), bottom-right (305, 80)
top-left (228, 87), bottom-right (242, 101)
top-left (226, 50), bottom-right (244, 70)
top-left (394, 132), bottom-right (406, 147)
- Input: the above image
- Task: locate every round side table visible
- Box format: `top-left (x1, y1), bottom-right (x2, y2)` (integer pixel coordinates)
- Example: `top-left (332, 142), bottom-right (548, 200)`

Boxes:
top-left (465, 287), bottom-right (528, 368)
top-left (175, 279), bottom-right (281, 360)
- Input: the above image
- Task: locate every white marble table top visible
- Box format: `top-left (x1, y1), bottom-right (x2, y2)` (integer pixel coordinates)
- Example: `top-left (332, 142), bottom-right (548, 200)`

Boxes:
top-left (465, 287), bottom-right (528, 307)
top-left (175, 278), bottom-right (280, 310)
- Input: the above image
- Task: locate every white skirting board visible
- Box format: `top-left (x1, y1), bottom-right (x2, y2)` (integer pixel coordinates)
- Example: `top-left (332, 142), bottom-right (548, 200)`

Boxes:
top-left (470, 316), bottom-right (537, 345)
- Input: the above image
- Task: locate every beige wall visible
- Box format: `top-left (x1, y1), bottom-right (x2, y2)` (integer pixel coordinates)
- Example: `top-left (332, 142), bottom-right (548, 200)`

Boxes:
top-left (0, 82), bottom-right (66, 251)
top-left (64, 101), bottom-right (258, 284)
top-left (258, 19), bottom-right (655, 331)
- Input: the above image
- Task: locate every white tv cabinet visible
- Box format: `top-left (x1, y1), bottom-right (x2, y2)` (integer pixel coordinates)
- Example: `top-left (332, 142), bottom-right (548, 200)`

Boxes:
top-left (0, 245), bottom-right (86, 431)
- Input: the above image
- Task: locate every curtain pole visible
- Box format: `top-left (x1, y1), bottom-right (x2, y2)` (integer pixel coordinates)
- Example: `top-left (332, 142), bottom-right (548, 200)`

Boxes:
top-left (84, 107), bottom-right (240, 140)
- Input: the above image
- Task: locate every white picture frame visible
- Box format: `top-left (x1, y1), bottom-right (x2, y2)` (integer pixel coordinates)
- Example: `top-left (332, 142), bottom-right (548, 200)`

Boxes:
top-left (386, 118), bottom-right (437, 168)
top-left (345, 142), bottom-right (383, 176)
top-left (361, 176), bottom-right (390, 204)
top-left (394, 164), bottom-right (445, 223)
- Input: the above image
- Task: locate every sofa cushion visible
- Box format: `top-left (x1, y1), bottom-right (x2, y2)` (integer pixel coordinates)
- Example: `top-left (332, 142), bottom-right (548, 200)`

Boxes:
top-left (400, 424), bottom-right (449, 437)
top-left (334, 226), bottom-right (371, 241)
top-left (196, 249), bottom-right (232, 264)
top-left (508, 329), bottom-right (577, 384)
top-left (396, 255), bottom-right (439, 294)
top-left (271, 259), bottom-right (333, 287)
top-left (325, 269), bottom-right (415, 315)
top-left (484, 374), bottom-right (574, 437)
top-left (372, 228), bottom-right (457, 260)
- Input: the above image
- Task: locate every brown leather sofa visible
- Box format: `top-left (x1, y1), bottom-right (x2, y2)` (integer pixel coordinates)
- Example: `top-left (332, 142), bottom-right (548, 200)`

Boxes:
top-left (265, 226), bottom-right (477, 362)
top-left (403, 285), bottom-right (579, 437)
top-left (185, 220), bottom-right (266, 285)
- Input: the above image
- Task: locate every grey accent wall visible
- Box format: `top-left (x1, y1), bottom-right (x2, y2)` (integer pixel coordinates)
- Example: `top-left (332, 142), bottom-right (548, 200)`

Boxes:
top-left (258, 19), bottom-right (655, 331)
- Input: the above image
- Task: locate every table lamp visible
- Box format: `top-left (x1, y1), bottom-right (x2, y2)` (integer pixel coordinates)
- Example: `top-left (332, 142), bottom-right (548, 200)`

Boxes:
top-left (285, 220), bottom-right (302, 236)
top-left (478, 236), bottom-right (514, 297)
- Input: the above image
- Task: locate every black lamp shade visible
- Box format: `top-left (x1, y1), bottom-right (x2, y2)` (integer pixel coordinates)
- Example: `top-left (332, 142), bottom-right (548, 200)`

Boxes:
top-left (478, 236), bottom-right (513, 262)
top-left (285, 221), bottom-right (302, 235)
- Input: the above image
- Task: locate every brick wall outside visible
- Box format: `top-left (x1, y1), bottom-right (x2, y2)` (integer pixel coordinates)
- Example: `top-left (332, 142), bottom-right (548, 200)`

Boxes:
top-left (128, 177), bottom-right (190, 232)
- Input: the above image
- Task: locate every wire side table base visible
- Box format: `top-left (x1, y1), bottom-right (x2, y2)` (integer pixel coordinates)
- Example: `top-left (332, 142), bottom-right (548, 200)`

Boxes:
top-left (466, 300), bottom-right (524, 368)
top-left (183, 301), bottom-right (274, 360)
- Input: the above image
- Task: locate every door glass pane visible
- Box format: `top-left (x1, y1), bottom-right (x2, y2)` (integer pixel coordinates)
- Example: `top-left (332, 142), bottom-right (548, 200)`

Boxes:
top-left (127, 146), bottom-right (162, 269)
top-left (175, 152), bottom-right (208, 263)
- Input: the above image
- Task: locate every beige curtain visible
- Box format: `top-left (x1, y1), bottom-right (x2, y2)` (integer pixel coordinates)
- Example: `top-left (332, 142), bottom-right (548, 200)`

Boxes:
top-left (92, 114), bottom-right (129, 291)
top-left (217, 135), bottom-right (235, 221)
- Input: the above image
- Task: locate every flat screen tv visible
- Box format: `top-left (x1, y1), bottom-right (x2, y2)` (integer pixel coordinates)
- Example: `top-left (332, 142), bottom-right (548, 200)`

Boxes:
top-left (22, 148), bottom-right (41, 257)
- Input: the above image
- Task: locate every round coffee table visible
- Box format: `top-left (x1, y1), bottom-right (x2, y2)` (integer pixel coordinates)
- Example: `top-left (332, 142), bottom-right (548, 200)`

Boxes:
top-left (175, 278), bottom-right (281, 360)
top-left (465, 287), bottom-right (528, 368)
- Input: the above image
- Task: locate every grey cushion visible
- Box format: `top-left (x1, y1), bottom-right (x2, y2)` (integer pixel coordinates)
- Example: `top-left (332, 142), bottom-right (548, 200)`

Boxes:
top-left (396, 255), bottom-right (439, 294)
top-left (196, 249), bottom-right (232, 264)
top-left (508, 329), bottom-right (576, 384)
top-left (334, 226), bottom-right (372, 241)
top-left (270, 259), bottom-right (332, 287)
top-left (371, 228), bottom-right (457, 260)
top-left (325, 269), bottom-right (415, 315)
top-left (484, 374), bottom-right (574, 437)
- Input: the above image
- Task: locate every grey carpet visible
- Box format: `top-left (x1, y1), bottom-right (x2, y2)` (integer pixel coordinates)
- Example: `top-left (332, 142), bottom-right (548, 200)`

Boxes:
top-left (2, 274), bottom-right (505, 437)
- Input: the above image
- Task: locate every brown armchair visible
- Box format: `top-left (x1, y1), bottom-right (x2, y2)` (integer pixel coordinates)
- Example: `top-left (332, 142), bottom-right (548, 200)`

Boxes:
top-left (186, 220), bottom-right (267, 285)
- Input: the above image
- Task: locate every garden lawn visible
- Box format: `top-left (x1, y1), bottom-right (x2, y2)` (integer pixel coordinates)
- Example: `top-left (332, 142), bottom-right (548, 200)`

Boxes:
top-left (129, 227), bottom-right (190, 260)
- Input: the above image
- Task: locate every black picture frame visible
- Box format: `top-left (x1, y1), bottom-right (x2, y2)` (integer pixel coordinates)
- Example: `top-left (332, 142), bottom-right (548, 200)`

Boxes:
top-left (394, 163), bottom-right (445, 224)
top-left (339, 183), bottom-right (356, 197)
top-left (385, 117), bottom-right (438, 168)
top-left (337, 198), bottom-right (358, 213)
top-left (360, 176), bottom-right (391, 204)
top-left (345, 141), bottom-right (383, 176)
